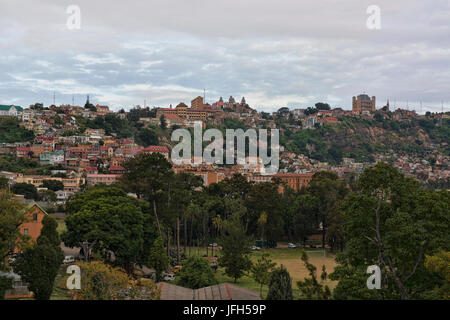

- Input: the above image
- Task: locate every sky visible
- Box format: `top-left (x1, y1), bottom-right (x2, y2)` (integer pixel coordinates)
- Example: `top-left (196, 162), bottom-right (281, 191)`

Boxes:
top-left (0, 0), bottom-right (449, 113)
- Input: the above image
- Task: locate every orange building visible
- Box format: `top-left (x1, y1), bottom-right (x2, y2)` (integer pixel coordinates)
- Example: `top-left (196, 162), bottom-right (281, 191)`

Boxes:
top-left (272, 173), bottom-right (313, 192)
top-left (30, 144), bottom-right (54, 156)
top-left (140, 145), bottom-right (170, 160)
top-left (18, 203), bottom-right (48, 248)
top-left (191, 96), bottom-right (204, 109)
top-left (247, 173), bottom-right (313, 192)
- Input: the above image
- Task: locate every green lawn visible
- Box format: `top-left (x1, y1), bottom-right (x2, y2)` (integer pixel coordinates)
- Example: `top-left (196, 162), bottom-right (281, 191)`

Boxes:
top-left (184, 246), bottom-right (337, 299)
top-left (50, 265), bottom-right (73, 300)
top-left (55, 218), bottom-right (67, 235)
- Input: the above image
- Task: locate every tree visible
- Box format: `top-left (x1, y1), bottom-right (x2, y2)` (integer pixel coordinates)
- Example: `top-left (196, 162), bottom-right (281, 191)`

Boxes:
top-left (284, 192), bottom-right (317, 246)
top-left (160, 114), bottom-right (167, 130)
top-left (11, 183), bottom-right (38, 200)
top-left (250, 253), bottom-right (276, 298)
top-left (218, 212), bottom-right (253, 283)
top-left (0, 191), bottom-right (27, 268)
top-left (0, 118), bottom-right (35, 143)
top-left (0, 176), bottom-right (8, 189)
top-left (266, 264), bottom-right (293, 300)
top-left (76, 260), bottom-right (130, 300)
top-left (315, 102), bottom-right (330, 110)
top-left (257, 212), bottom-right (267, 250)
top-left (38, 190), bottom-right (56, 202)
top-left (63, 187), bottom-right (150, 274)
top-left (424, 251), bottom-right (450, 299)
top-left (149, 236), bottom-right (168, 282)
top-left (169, 172), bottom-right (203, 263)
top-left (0, 192), bottom-right (26, 299)
top-left (308, 171), bottom-right (349, 251)
top-left (177, 255), bottom-right (216, 289)
top-left (296, 251), bottom-right (331, 300)
top-left (120, 153), bottom-right (173, 237)
top-left (330, 163), bottom-right (450, 299)
top-left (245, 181), bottom-right (284, 242)
top-left (13, 216), bottom-right (64, 300)
top-left (75, 260), bottom-right (160, 300)
top-left (304, 107), bottom-right (318, 115)
top-left (40, 179), bottom-right (64, 192)
top-left (0, 276), bottom-right (13, 300)
top-left (136, 128), bottom-right (158, 147)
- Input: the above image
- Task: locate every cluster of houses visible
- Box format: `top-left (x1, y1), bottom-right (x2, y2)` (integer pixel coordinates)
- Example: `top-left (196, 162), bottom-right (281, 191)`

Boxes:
top-left (0, 95), bottom-right (448, 201)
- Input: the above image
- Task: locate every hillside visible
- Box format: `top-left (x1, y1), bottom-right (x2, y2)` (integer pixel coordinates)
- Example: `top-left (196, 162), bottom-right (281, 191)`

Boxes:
top-left (71, 112), bottom-right (450, 165)
top-left (0, 118), bottom-right (35, 143)
top-left (281, 117), bottom-right (450, 164)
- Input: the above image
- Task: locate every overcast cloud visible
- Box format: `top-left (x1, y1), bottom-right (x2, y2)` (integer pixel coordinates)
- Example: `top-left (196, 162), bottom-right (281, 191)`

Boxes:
top-left (0, 0), bottom-right (449, 113)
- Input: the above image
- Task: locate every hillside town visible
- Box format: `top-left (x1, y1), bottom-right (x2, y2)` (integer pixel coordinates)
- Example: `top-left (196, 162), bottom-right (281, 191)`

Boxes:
top-left (0, 93), bottom-right (448, 206)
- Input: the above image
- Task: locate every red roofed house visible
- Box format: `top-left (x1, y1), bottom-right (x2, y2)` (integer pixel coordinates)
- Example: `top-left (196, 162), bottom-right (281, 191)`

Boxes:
top-left (95, 105), bottom-right (111, 115)
top-left (140, 145), bottom-right (170, 160)
top-left (16, 147), bottom-right (31, 159)
top-left (85, 166), bottom-right (98, 174)
top-left (323, 117), bottom-right (339, 125)
top-left (109, 165), bottom-right (125, 175)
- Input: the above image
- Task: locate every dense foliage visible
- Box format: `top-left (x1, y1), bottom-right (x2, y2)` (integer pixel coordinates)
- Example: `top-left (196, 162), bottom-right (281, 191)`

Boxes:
top-left (177, 255), bottom-right (217, 289)
top-left (0, 118), bottom-right (35, 143)
top-left (13, 216), bottom-right (64, 300)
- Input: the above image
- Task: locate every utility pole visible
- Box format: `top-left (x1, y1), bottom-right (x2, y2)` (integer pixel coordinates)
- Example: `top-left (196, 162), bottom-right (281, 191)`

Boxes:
top-left (53, 91), bottom-right (56, 106)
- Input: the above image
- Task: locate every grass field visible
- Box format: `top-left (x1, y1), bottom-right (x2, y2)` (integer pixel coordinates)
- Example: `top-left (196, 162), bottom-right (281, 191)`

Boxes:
top-left (180, 245), bottom-right (337, 299)
top-left (50, 266), bottom-right (73, 300)
top-left (49, 239), bottom-right (337, 300)
top-left (213, 247), bottom-right (337, 299)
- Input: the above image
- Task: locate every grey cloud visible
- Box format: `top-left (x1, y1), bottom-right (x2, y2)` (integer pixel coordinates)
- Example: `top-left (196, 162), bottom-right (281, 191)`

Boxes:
top-left (0, 0), bottom-right (449, 112)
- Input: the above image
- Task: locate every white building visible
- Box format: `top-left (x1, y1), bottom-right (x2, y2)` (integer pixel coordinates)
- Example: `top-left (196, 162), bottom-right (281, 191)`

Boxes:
top-left (0, 105), bottom-right (23, 117)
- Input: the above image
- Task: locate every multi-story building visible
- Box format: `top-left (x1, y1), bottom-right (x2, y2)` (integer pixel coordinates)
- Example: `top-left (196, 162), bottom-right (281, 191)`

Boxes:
top-left (352, 94), bottom-right (376, 114)
top-left (86, 174), bottom-right (120, 186)
top-left (191, 96), bottom-right (204, 109)
top-left (15, 175), bottom-right (85, 192)
top-left (140, 145), bottom-right (170, 160)
top-left (39, 150), bottom-right (64, 165)
top-left (0, 105), bottom-right (23, 118)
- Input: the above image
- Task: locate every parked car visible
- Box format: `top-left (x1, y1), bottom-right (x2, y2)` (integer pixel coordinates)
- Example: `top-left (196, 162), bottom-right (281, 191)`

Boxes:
top-left (288, 243), bottom-right (298, 248)
top-left (163, 273), bottom-right (175, 281)
top-left (251, 246), bottom-right (261, 251)
top-left (63, 255), bottom-right (75, 264)
top-left (8, 254), bottom-right (19, 265)
top-left (209, 243), bottom-right (218, 247)
top-left (173, 265), bottom-right (182, 273)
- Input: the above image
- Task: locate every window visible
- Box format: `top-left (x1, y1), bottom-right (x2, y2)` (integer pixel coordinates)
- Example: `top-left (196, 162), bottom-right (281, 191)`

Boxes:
top-left (23, 229), bottom-right (29, 235)
top-left (33, 213), bottom-right (38, 222)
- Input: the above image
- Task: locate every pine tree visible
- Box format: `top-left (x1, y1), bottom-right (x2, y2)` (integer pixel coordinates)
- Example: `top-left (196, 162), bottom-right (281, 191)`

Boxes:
top-left (266, 264), bottom-right (293, 300)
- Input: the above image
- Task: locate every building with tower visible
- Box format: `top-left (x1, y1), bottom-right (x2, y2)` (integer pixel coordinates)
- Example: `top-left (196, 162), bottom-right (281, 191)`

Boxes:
top-left (352, 94), bottom-right (376, 114)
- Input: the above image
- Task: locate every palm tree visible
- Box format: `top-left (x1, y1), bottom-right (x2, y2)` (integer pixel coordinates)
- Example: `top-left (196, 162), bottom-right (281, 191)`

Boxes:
top-left (257, 212), bottom-right (268, 251)
top-left (211, 215), bottom-right (224, 257)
